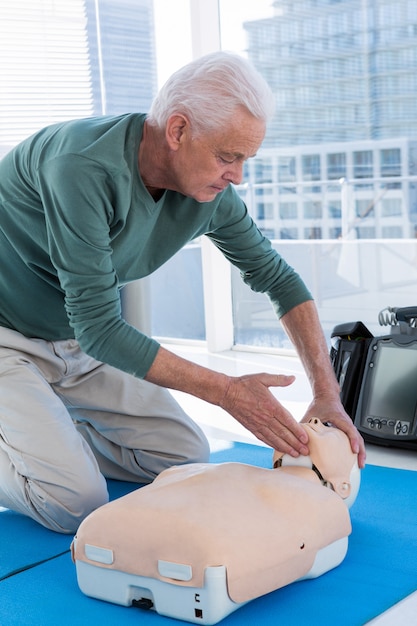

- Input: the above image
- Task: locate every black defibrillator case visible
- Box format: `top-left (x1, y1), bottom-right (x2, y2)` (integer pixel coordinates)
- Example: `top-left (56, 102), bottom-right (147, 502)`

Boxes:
top-left (331, 307), bottom-right (417, 450)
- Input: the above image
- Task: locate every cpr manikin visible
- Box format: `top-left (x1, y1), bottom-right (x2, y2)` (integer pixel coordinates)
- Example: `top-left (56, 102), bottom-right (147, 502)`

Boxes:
top-left (72, 419), bottom-right (360, 625)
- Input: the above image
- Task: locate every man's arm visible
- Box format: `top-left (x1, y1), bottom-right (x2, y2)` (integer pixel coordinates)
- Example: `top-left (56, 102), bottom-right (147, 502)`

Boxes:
top-left (280, 299), bottom-right (366, 468)
top-left (145, 345), bottom-right (309, 458)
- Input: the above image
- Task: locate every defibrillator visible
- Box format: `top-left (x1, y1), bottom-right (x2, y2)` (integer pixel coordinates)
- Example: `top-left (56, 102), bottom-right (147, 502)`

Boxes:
top-left (331, 306), bottom-right (417, 450)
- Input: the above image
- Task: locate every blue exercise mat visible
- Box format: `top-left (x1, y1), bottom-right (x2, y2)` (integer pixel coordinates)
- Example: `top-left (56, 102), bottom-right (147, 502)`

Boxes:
top-left (1, 442), bottom-right (417, 626)
top-left (0, 479), bottom-right (143, 582)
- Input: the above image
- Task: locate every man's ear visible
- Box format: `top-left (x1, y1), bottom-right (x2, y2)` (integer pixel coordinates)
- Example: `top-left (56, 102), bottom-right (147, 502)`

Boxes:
top-left (165, 114), bottom-right (190, 151)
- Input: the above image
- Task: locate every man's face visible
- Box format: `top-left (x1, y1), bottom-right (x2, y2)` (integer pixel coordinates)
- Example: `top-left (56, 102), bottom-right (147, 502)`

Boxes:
top-left (168, 108), bottom-right (266, 203)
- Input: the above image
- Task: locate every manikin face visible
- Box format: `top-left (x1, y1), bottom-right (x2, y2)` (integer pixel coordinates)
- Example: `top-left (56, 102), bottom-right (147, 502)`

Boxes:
top-left (274, 418), bottom-right (361, 507)
top-left (166, 108), bottom-right (266, 203)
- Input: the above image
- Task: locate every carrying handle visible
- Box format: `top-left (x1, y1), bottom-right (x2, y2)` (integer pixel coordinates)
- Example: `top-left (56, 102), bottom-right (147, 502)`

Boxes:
top-left (395, 306), bottom-right (417, 322)
top-left (378, 306), bottom-right (417, 327)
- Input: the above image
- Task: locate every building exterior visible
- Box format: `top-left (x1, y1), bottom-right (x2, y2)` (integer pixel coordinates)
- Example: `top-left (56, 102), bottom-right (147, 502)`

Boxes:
top-left (239, 137), bottom-right (417, 239)
top-left (85, 0), bottom-right (157, 116)
top-left (241, 0), bottom-right (417, 239)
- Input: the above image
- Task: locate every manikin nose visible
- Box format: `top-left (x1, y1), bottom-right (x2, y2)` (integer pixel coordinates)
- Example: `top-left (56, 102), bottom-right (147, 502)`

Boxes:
top-left (307, 417), bottom-right (326, 433)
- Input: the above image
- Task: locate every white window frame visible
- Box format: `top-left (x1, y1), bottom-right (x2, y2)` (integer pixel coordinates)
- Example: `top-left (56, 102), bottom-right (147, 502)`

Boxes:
top-left (189, 0), bottom-right (235, 352)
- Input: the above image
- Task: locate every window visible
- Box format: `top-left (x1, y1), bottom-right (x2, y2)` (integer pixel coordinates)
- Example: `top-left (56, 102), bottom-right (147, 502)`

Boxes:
top-left (327, 153), bottom-right (347, 179)
top-left (303, 200), bottom-right (322, 219)
top-left (280, 228), bottom-right (298, 239)
top-left (357, 226), bottom-right (376, 238)
top-left (382, 225), bottom-right (403, 237)
top-left (221, 0), bottom-right (417, 348)
top-left (329, 226), bottom-right (342, 238)
top-left (0, 0), bottom-right (158, 159)
top-left (356, 198), bottom-right (374, 218)
top-left (277, 156), bottom-right (296, 182)
top-left (255, 158), bottom-right (273, 183)
top-left (381, 198), bottom-right (402, 217)
top-left (380, 148), bottom-right (401, 177)
top-left (4, 0), bottom-right (417, 353)
top-left (280, 202), bottom-right (298, 219)
top-left (304, 226), bottom-right (322, 239)
top-left (302, 154), bottom-right (321, 181)
top-left (328, 200), bottom-right (342, 218)
top-left (148, 245), bottom-right (205, 340)
top-left (354, 150), bottom-right (374, 178)
top-left (262, 203), bottom-right (275, 219)
top-left (0, 1), bottom-right (94, 157)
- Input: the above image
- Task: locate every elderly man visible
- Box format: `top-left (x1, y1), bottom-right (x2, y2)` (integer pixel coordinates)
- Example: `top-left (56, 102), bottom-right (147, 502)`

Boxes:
top-left (0, 51), bottom-right (365, 533)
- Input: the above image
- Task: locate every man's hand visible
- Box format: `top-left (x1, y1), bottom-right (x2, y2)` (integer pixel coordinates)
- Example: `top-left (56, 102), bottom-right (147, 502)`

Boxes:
top-left (280, 301), bottom-right (367, 469)
top-left (145, 345), bottom-right (364, 464)
top-left (146, 347), bottom-right (310, 455)
top-left (302, 394), bottom-right (366, 468)
top-left (220, 373), bottom-right (309, 457)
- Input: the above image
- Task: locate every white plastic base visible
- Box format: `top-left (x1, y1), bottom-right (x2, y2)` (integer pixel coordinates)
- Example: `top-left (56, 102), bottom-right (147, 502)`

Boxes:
top-left (75, 536), bottom-right (348, 625)
top-left (75, 560), bottom-right (244, 625)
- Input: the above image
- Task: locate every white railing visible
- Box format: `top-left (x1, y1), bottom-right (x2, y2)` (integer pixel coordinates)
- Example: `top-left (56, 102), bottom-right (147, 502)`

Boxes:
top-left (236, 175), bottom-right (417, 241)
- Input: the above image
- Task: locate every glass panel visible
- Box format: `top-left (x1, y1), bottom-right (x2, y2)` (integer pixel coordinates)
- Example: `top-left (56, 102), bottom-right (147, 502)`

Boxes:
top-left (380, 148), bottom-right (401, 177)
top-left (278, 156), bottom-right (296, 182)
top-left (381, 198), bottom-right (402, 216)
top-left (353, 151), bottom-right (374, 179)
top-left (302, 155), bottom-right (321, 181)
top-left (328, 200), bottom-right (342, 218)
top-left (219, 0), bottom-right (417, 349)
top-left (303, 200), bottom-right (322, 219)
top-left (149, 245), bottom-right (206, 341)
top-left (232, 240), bottom-right (417, 347)
top-left (280, 202), bottom-right (297, 219)
top-left (327, 153), bottom-right (347, 180)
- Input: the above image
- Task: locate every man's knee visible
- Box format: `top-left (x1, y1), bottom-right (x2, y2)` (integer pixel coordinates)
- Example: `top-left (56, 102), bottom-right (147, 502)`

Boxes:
top-left (161, 419), bottom-right (210, 468)
top-left (137, 424), bottom-right (210, 481)
top-left (186, 426), bottom-right (210, 464)
top-left (28, 475), bottom-right (109, 534)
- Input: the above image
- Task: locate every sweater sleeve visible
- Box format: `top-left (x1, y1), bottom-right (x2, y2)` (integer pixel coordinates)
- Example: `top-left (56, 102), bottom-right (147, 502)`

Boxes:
top-left (38, 154), bottom-right (160, 378)
top-left (206, 187), bottom-right (313, 318)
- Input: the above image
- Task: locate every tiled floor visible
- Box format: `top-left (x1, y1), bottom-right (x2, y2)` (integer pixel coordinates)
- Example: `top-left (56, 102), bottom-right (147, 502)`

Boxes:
top-left (166, 342), bottom-right (417, 625)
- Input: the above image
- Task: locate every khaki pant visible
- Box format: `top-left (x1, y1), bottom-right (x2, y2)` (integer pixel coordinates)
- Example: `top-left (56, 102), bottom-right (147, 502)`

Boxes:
top-left (0, 327), bottom-right (209, 533)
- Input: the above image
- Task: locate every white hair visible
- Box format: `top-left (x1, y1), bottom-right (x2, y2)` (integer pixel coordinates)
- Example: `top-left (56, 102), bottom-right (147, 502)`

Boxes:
top-left (148, 51), bottom-right (275, 135)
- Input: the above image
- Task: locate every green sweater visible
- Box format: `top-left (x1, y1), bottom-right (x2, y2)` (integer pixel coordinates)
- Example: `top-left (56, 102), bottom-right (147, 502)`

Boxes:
top-left (0, 114), bottom-right (312, 378)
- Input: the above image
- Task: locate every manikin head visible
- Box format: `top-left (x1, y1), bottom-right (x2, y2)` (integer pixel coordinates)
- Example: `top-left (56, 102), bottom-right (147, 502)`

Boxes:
top-left (273, 418), bottom-right (361, 508)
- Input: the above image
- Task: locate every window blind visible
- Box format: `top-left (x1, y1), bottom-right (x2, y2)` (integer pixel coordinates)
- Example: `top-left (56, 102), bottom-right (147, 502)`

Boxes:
top-left (0, 0), bottom-right (94, 158)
